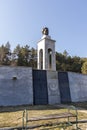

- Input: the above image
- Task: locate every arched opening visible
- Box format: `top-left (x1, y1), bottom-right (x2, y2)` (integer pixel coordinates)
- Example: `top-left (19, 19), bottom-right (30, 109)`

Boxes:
top-left (39, 49), bottom-right (43, 69)
top-left (48, 48), bottom-right (52, 69)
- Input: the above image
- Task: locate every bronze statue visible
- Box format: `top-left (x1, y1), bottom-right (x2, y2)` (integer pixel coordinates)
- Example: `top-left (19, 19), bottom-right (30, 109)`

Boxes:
top-left (42, 27), bottom-right (49, 35)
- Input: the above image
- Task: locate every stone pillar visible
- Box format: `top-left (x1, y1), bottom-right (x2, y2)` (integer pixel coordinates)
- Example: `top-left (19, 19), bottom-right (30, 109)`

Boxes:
top-left (37, 27), bottom-right (56, 70)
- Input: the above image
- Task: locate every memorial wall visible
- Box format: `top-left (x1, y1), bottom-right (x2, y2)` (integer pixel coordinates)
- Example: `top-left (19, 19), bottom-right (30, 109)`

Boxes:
top-left (0, 66), bottom-right (87, 106)
top-left (0, 66), bottom-right (33, 106)
top-left (68, 72), bottom-right (87, 102)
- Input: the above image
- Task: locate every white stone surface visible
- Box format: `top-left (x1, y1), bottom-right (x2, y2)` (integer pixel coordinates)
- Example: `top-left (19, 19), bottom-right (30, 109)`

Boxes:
top-left (37, 35), bottom-right (56, 70)
top-left (68, 72), bottom-right (87, 102)
top-left (0, 66), bottom-right (33, 106)
top-left (47, 71), bottom-right (60, 104)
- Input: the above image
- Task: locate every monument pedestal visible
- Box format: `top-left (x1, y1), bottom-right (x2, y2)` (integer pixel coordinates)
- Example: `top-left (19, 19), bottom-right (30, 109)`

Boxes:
top-left (37, 28), bottom-right (56, 70)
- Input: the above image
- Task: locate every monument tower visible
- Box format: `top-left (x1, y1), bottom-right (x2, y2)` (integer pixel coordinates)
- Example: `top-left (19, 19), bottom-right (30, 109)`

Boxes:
top-left (37, 27), bottom-right (56, 70)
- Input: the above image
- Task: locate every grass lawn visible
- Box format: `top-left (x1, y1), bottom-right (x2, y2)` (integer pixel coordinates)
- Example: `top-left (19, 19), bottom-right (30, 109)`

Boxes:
top-left (0, 102), bottom-right (87, 129)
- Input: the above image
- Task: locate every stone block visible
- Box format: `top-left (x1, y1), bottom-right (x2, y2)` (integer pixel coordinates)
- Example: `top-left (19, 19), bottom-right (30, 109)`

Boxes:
top-left (47, 71), bottom-right (60, 104)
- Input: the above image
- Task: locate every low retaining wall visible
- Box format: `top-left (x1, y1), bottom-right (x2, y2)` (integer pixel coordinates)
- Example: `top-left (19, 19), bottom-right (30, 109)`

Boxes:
top-left (68, 72), bottom-right (87, 102)
top-left (0, 66), bottom-right (33, 106)
top-left (0, 66), bottom-right (87, 106)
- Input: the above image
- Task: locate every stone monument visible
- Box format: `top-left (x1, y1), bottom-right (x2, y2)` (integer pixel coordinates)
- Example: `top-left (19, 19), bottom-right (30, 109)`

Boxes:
top-left (37, 27), bottom-right (56, 70)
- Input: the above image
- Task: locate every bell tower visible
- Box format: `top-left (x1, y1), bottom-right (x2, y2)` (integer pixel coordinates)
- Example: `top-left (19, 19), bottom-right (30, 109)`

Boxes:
top-left (37, 27), bottom-right (56, 70)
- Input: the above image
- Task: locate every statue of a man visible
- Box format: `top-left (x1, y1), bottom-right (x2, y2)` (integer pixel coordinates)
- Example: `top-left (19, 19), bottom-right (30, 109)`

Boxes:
top-left (42, 27), bottom-right (49, 35)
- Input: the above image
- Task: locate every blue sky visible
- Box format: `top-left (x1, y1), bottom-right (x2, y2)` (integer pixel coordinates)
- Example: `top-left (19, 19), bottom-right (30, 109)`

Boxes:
top-left (0, 0), bottom-right (87, 57)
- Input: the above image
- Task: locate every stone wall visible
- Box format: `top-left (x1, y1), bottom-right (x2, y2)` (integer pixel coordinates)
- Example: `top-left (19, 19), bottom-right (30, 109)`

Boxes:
top-left (0, 66), bottom-right (87, 106)
top-left (0, 66), bottom-right (33, 106)
top-left (68, 72), bottom-right (87, 102)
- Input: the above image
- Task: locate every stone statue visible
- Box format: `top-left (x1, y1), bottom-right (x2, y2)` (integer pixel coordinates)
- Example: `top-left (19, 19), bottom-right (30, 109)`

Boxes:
top-left (42, 27), bottom-right (49, 35)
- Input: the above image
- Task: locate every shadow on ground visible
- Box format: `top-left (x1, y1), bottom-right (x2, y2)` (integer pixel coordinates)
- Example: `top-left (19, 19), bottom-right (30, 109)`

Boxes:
top-left (0, 101), bottom-right (87, 113)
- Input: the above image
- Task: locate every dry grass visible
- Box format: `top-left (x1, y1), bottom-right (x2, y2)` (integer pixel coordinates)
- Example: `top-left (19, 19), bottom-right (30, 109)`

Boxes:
top-left (0, 103), bottom-right (87, 129)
